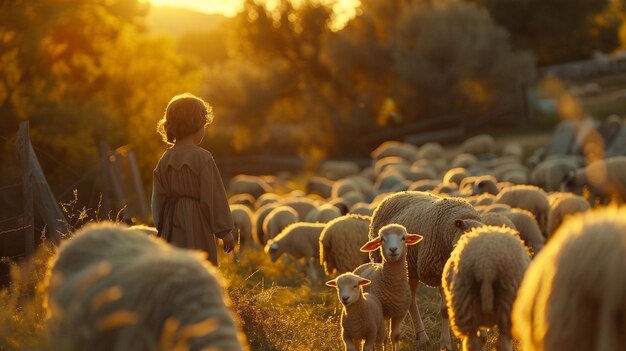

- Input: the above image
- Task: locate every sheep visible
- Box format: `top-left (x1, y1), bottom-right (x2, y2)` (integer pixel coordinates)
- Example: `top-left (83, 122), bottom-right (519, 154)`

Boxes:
top-left (406, 165), bottom-right (438, 182)
top-left (373, 170), bottom-right (408, 193)
top-left (480, 212), bottom-right (516, 230)
top-left (265, 222), bottom-right (325, 282)
top-left (450, 153), bottom-right (479, 170)
top-left (529, 157), bottom-right (581, 192)
top-left (228, 174), bottom-right (271, 199)
top-left (459, 134), bottom-right (495, 156)
top-left (418, 142), bottom-right (445, 161)
top-left (561, 156), bottom-right (626, 204)
top-left (374, 156), bottom-right (407, 177)
top-left (546, 192), bottom-right (590, 238)
top-left (305, 176), bottom-right (334, 198)
top-left (492, 163), bottom-right (528, 184)
top-left (254, 192), bottom-right (281, 210)
top-left (443, 225), bottom-right (531, 351)
top-left (495, 185), bottom-right (550, 238)
top-left (459, 175), bottom-right (499, 196)
top-left (371, 140), bottom-right (419, 163)
top-left (229, 193), bottom-right (256, 209)
top-left (326, 273), bottom-right (387, 351)
top-left (262, 205), bottom-right (299, 241)
top-left (355, 224), bottom-right (424, 351)
top-left (349, 203), bottom-right (376, 217)
top-left (368, 191), bottom-right (483, 350)
top-left (466, 193), bottom-right (496, 207)
top-left (305, 203), bottom-right (342, 223)
top-left (47, 222), bottom-right (247, 351)
top-left (443, 167), bottom-right (469, 186)
top-left (230, 204), bottom-right (255, 251)
top-left (332, 178), bottom-right (362, 199)
top-left (319, 214), bottom-right (371, 276)
top-left (502, 142), bottom-right (524, 158)
top-left (127, 224), bottom-right (158, 236)
top-left (279, 197), bottom-right (318, 221)
top-left (319, 160), bottom-right (361, 180)
top-left (253, 202), bottom-right (279, 246)
top-left (502, 208), bottom-right (545, 255)
top-left (512, 206), bottom-right (626, 351)
top-left (408, 179), bottom-right (440, 192)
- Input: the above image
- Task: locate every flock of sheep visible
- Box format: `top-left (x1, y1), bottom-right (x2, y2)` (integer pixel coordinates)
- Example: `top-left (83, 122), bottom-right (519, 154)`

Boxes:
top-left (43, 133), bottom-right (626, 351)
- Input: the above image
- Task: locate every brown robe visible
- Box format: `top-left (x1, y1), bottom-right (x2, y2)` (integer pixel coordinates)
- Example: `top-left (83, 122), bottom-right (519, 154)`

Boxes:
top-left (152, 144), bottom-right (233, 266)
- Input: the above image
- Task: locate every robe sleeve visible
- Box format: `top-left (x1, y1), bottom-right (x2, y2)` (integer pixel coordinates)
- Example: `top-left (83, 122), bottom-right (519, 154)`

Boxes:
top-left (199, 154), bottom-right (234, 239)
top-left (152, 168), bottom-right (166, 229)
top-left (151, 179), bottom-right (159, 228)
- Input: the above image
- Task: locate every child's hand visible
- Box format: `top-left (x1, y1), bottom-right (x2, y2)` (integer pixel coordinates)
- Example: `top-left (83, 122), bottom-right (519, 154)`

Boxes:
top-left (222, 232), bottom-right (235, 253)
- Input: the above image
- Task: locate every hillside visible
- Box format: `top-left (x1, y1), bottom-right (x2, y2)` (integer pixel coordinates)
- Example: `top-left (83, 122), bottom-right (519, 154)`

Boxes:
top-left (145, 5), bottom-right (228, 36)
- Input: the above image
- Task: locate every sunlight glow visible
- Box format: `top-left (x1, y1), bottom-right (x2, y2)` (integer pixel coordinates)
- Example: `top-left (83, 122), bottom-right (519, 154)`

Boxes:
top-left (144, 0), bottom-right (360, 29)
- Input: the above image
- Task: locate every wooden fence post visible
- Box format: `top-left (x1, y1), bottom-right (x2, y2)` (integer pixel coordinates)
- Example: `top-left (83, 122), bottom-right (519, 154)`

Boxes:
top-left (127, 150), bottom-right (149, 222)
top-left (18, 121), bottom-right (34, 257)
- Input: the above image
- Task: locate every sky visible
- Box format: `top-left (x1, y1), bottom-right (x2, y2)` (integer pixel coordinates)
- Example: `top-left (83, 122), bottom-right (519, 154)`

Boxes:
top-left (146, 0), bottom-right (360, 26)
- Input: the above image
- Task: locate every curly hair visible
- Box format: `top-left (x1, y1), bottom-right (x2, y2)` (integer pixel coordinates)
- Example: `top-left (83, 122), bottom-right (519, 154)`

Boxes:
top-left (157, 93), bottom-right (214, 145)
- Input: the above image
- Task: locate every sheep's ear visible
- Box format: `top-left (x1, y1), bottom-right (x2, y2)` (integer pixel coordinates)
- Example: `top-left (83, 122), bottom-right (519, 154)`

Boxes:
top-left (405, 234), bottom-right (423, 245)
top-left (360, 238), bottom-right (382, 252)
top-left (325, 279), bottom-right (337, 287)
top-left (358, 278), bottom-right (371, 286)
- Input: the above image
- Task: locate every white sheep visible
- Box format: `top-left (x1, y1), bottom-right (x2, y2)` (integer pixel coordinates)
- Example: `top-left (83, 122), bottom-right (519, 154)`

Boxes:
top-left (349, 202), bottom-right (376, 217)
top-left (326, 273), bottom-right (387, 351)
top-left (46, 222), bottom-right (247, 351)
top-left (561, 156), bottom-right (626, 204)
top-left (253, 202), bottom-right (279, 246)
top-left (443, 167), bottom-right (469, 186)
top-left (265, 222), bottom-right (325, 282)
top-left (371, 140), bottom-right (419, 163)
top-left (459, 134), bottom-right (495, 156)
top-left (512, 206), bottom-right (626, 351)
top-left (305, 203), bottom-right (342, 223)
top-left (306, 176), bottom-right (334, 198)
top-left (319, 214), bottom-right (371, 276)
top-left (262, 205), bottom-right (299, 241)
top-left (228, 174), bottom-right (271, 199)
top-left (546, 192), bottom-right (590, 238)
top-left (230, 204), bottom-right (255, 251)
top-left (254, 192), bottom-right (281, 210)
top-left (229, 193), bottom-right (256, 209)
top-left (443, 225), bottom-right (531, 351)
top-left (355, 223), bottom-right (423, 351)
top-left (495, 185), bottom-right (550, 238)
top-left (369, 191), bottom-right (483, 350)
top-left (529, 157), bottom-right (581, 192)
top-left (279, 197), bottom-right (318, 221)
top-left (502, 208), bottom-right (545, 255)
top-left (319, 160), bottom-right (361, 180)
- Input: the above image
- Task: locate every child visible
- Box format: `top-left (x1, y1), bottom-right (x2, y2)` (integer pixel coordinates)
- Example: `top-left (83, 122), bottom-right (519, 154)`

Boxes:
top-left (152, 93), bottom-right (235, 266)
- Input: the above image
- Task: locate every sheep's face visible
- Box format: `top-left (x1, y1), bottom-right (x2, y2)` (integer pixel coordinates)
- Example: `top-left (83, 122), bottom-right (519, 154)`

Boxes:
top-left (326, 273), bottom-right (370, 307)
top-left (560, 171), bottom-right (579, 194)
top-left (264, 241), bottom-right (282, 262)
top-left (473, 178), bottom-right (498, 195)
top-left (360, 224), bottom-right (423, 262)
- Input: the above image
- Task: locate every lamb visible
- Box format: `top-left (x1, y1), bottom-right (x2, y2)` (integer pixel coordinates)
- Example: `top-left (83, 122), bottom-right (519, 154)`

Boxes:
top-left (230, 204), bottom-right (255, 251)
top-left (228, 174), bottom-right (271, 199)
top-left (265, 222), bottom-right (325, 282)
top-left (319, 214), bottom-right (371, 276)
top-left (495, 185), bottom-right (550, 238)
top-left (355, 224), bottom-right (423, 351)
top-left (46, 222), bottom-right (247, 351)
top-left (512, 206), bottom-right (626, 351)
top-left (262, 205), bottom-right (299, 241)
top-left (561, 156), bottom-right (626, 204)
top-left (326, 273), bottom-right (387, 351)
top-left (546, 192), bottom-right (590, 238)
top-left (368, 191), bottom-right (483, 350)
top-left (443, 225), bottom-right (531, 351)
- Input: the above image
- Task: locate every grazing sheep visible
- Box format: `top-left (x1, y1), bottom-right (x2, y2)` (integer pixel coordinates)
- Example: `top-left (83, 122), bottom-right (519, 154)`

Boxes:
top-left (306, 176), bottom-right (334, 198)
top-left (374, 156), bottom-right (407, 177)
top-left (229, 193), bottom-right (256, 209)
top-left (512, 206), bottom-right (626, 351)
top-left (47, 222), bottom-right (247, 351)
top-left (502, 142), bottom-right (524, 158)
top-left (495, 185), bottom-right (550, 238)
top-left (408, 179), bottom-right (440, 192)
top-left (546, 193), bottom-right (591, 238)
top-left (466, 194), bottom-right (496, 207)
top-left (262, 205), bottom-right (299, 241)
top-left (319, 214), bottom-right (371, 276)
top-left (349, 203), bottom-right (376, 217)
top-left (254, 192), bottom-right (281, 210)
top-left (450, 153), bottom-right (479, 170)
top-left (443, 168), bottom-right (469, 186)
top-left (529, 157), bottom-right (581, 192)
top-left (230, 204), bottom-right (255, 251)
top-left (406, 165), bottom-right (439, 182)
top-left (369, 191), bottom-right (483, 349)
top-left (326, 273), bottom-right (387, 351)
top-left (561, 156), bottom-right (626, 204)
top-left (480, 212), bottom-right (516, 230)
top-left (332, 178), bottom-right (362, 199)
top-left (253, 202), bottom-right (279, 246)
top-left (371, 141), bottom-right (419, 163)
top-left (279, 197), bottom-right (318, 221)
top-left (459, 134), bottom-right (495, 156)
top-left (355, 224), bottom-right (423, 351)
top-left (305, 203), bottom-right (342, 223)
top-left (459, 176), bottom-right (499, 196)
top-left (443, 226), bottom-right (531, 351)
top-left (418, 142), bottom-right (445, 161)
top-left (373, 170), bottom-right (408, 193)
top-left (502, 208), bottom-right (545, 255)
top-left (228, 174), bottom-right (271, 199)
top-left (265, 222), bottom-right (325, 282)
